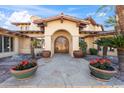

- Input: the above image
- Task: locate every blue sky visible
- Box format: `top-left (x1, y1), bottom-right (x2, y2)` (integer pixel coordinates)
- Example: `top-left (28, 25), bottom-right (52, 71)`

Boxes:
top-left (0, 5), bottom-right (115, 30)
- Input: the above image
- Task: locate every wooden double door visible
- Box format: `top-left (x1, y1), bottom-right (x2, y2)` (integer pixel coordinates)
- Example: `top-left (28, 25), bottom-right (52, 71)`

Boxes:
top-left (54, 36), bottom-right (69, 53)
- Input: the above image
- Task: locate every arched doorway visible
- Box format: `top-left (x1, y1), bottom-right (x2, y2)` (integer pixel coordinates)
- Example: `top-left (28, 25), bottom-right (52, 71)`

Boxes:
top-left (54, 36), bottom-right (69, 53)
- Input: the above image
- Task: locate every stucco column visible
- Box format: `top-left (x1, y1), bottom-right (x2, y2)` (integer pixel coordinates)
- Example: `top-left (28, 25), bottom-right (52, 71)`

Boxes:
top-left (72, 35), bottom-right (79, 56)
top-left (93, 37), bottom-right (98, 49)
top-left (44, 35), bottom-right (52, 51)
top-left (14, 37), bottom-right (19, 54)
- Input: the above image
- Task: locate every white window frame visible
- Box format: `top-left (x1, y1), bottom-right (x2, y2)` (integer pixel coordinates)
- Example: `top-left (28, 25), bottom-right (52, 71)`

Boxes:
top-left (2, 35), bottom-right (4, 52)
top-left (0, 35), bottom-right (14, 53)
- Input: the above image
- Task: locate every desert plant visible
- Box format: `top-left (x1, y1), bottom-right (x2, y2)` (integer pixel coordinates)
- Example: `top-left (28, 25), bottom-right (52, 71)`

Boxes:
top-left (89, 48), bottom-right (98, 55)
top-left (110, 34), bottom-right (124, 48)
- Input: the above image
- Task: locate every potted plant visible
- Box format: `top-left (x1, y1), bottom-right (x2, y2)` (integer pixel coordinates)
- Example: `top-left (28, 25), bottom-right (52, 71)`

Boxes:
top-left (73, 39), bottom-right (87, 58)
top-left (10, 60), bottom-right (38, 79)
top-left (41, 50), bottom-right (51, 58)
top-left (89, 58), bottom-right (117, 81)
top-left (73, 50), bottom-right (84, 58)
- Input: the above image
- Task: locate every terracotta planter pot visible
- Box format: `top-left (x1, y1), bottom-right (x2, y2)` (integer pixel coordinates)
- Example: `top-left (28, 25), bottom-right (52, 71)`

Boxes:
top-left (89, 65), bottom-right (117, 81)
top-left (73, 50), bottom-right (84, 58)
top-left (10, 65), bottom-right (38, 80)
top-left (41, 50), bottom-right (51, 58)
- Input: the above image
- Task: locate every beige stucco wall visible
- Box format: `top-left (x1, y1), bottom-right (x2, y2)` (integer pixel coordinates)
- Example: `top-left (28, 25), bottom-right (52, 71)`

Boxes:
top-left (84, 37), bottom-right (95, 54)
top-left (44, 19), bottom-right (79, 57)
top-left (22, 33), bottom-right (44, 38)
top-left (83, 24), bottom-right (102, 31)
top-left (19, 37), bottom-right (31, 54)
top-left (29, 24), bottom-right (41, 31)
top-left (34, 48), bottom-right (43, 55)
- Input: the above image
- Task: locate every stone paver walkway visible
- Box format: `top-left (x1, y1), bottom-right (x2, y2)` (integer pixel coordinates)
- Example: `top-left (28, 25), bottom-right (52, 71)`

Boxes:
top-left (0, 54), bottom-right (124, 88)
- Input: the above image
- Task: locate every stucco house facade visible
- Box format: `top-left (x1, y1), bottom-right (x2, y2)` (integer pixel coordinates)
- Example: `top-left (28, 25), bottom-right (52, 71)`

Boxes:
top-left (0, 13), bottom-right (117, 58)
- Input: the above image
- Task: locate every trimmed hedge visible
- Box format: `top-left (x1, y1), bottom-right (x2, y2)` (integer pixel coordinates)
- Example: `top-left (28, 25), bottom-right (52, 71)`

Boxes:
top-left (89, 48), bottom-right (98, 55)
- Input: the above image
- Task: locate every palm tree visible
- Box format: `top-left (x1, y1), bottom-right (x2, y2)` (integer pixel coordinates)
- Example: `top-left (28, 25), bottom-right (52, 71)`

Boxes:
top-left (97, 5), bottom-right (124, 81)
top-left (116, 6), bottom-right (124, 35)
top-left (97, 5), bottom-right (124, 34)
top-left (94, 38), bottom-right (112, 58)
top-left (104, 16), bottom-right (116, 28)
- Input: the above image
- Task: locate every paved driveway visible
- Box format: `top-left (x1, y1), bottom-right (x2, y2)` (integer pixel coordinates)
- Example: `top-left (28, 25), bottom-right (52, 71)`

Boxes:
top-left (0, 54), bottom-right (124, 88)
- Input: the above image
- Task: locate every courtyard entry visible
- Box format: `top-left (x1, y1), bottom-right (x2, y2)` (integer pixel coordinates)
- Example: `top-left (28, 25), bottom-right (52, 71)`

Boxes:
top-left (54, 36), bottom-right (69, 53)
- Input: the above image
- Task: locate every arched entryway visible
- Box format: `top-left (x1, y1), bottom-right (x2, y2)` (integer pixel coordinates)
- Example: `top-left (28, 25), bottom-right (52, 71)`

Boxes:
top-left (54, 36), bottom-right (69, 53)
top-left (51, 30), bottom-right (72, 56)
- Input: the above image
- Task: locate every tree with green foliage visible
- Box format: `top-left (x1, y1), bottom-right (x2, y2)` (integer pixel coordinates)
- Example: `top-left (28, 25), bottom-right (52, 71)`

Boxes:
top-left (96, 5), bottom-right (124, 35)
top-left (94, 38), bottom-right (112, 58)
top-left (104, 16), bottom-right (116, 27)
top-left (31, 38), bottom-right (40, 59)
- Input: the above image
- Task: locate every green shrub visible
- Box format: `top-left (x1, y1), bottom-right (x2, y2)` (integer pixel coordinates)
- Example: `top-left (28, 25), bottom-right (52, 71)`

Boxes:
top-left (89, 48), bottom-right (98, 55)
top-left (79, 39), bottom-right (87, 55)
top-left (110, 34), bottom-right (124, 48)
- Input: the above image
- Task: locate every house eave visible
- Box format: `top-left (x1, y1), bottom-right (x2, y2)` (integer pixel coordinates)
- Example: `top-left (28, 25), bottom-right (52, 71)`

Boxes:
top-left (81, 31), bottom-right (116, 39)
top-left (0, 27), bottom-right (31, 38)
top-left (33, 13), bottom-right (89, 25)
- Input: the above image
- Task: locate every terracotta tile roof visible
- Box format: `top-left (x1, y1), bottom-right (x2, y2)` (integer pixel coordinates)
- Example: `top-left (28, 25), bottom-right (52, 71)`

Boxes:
top-left (11, 22), bottom-right (31, 26)
top-left (81, 31), bottom-right (116, 38)
top-left (85, 17), bottom-right (104, 31)
top-left (80, 31), bottom-right (100, 34)
top-left (0, 27), bottom-right (30, 38)
top-left (85, 17), bottom-right (97, 25)
top-left (15, 30), bottom-right (44, 34)
top-left (97, 31), bottom-right (116, 35)
top-left (33, 13), bottom-right (89, 24)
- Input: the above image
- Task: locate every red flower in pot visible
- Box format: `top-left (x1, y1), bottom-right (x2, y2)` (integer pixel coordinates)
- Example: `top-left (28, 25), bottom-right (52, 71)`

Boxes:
top-left (90, 58), bottom-right (111, 66)
top-left (89, 58), bottom-right (117, 81)
top-left (20, 60), bottom-right (29, 66)
top-left (10, 60), bottom-right (38, 79)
